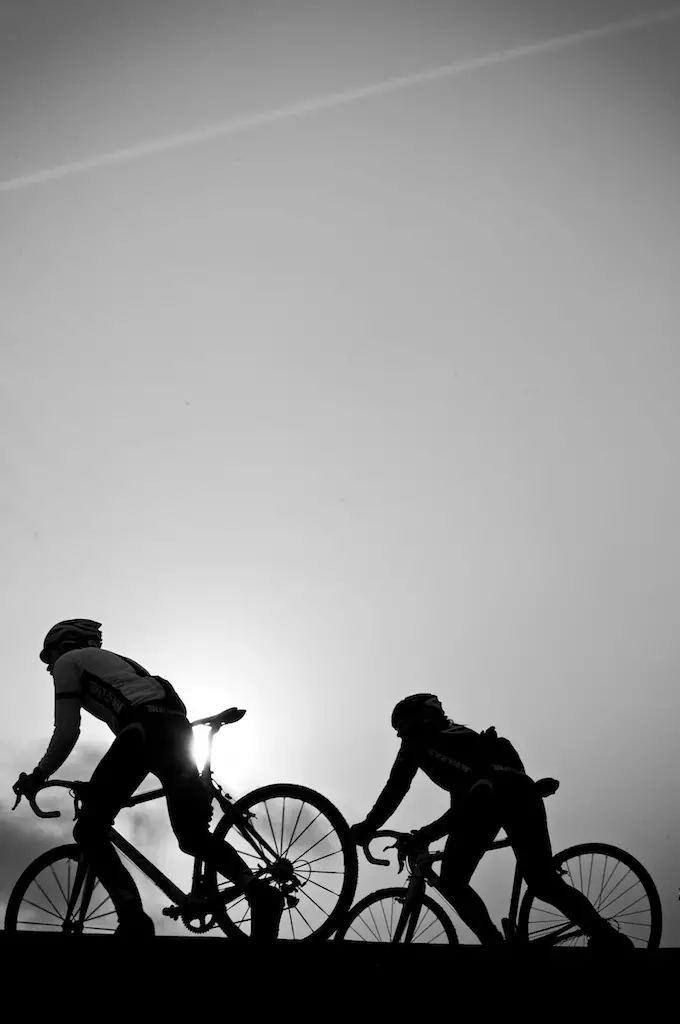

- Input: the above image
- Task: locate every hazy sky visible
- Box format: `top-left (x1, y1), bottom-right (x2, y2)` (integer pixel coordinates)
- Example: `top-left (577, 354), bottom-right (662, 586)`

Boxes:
top-left (2, 0), bottom-right (679, 943)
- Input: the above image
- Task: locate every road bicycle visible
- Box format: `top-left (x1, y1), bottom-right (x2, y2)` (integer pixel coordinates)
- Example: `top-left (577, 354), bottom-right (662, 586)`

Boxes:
top-left (5, 706), bottom-right (358, 941)
top-left (334, 777), bottom-right (662, 947)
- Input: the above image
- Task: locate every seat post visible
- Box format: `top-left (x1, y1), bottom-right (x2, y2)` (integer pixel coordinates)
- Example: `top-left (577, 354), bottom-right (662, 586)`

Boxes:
top-left (198, 725), bottom-right (218, 781)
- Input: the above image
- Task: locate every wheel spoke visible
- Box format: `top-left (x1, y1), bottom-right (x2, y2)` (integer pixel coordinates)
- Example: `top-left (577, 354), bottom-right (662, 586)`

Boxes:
top-left (32, 878), bottom-right (64, 920)
top-left (50, 863), bottom-right (68, 907)
top-left (528, 919), bottom-right (568, 939)
top-left (85, 909), bottom-right (118, 923)
top-left (281, 801), bottom-right (306, 858)
top-left (303, 849), bottom-right (344, 867)
top-left (413, 913), bottom-right (442, 942)
top-left (291, 901), bottom-right (315, 934)
top-left (595, 856), bottom-right (619, 910)
top-left (585, 853), bottom-right (595, 902)
top-left (20, 897), bottom-right (63, 921)
top-left (85, 893), bottom-right (114, 920)
top-left (598, 872), bottom-right (637, 912)
top-left (304, 876), bottom-right (341, 898)
top-left (280, 797), bottom-right (287, 857)
top-left (615, 907), bottom-right (652, 922)
top-left (293, 827), bottom-right (337, 862)
top-left (366, 904), bottom-right (382, 941)
top-left (531, 906), bottom-right (567, 920)
top-left (347, 919), bottom-right (371, 940)
top-left (297, 886), bottom-right (331, 919)
top-left (598, 883), bottom-right (648, 918)
top-left (263, 801), bottom-right (280, 856)
top-left (282, 810), bottom-right (323, 856)
top-left (379, 898), bottom-right (390, 938)
top-left (17, 919), bottom-right (64, 929)
top-left (233, 847), bottom-right (267, 861)
top-left (233, 847), bottom-right (266, 861)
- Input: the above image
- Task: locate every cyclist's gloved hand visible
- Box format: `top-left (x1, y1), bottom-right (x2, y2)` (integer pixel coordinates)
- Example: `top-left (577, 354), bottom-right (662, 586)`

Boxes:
top-left (396, 829), bottom-right (430, 855)
top-left (392, 830), bottom-right (431, 872)
top-left (12, 768), bottom-right (45, 803)
top-left (350, 821), bottom-right (375, 847)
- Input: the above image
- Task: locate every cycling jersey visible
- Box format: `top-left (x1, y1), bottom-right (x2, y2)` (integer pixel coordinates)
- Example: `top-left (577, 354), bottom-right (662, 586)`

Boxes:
top-left (363, 720), bottom-right (526, 833)
top-left (38, 648), bottom-right (187, 778)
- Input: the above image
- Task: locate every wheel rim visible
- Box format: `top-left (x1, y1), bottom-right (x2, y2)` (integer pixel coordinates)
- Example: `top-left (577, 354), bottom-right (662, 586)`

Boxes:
top-left (11, 854), bottom-right (118, 933)
top-left (346, 895), bottom-right (453, 943)
top-left (524, 847), bottom-right (658, 948)
top-left (218, 792), bottom-right (352, 940)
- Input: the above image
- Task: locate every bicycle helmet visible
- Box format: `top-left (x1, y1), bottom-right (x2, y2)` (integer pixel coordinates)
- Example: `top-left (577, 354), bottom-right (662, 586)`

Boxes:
top-left (40, 619), bottom-right (103, 664)
top-left (391, 693), bottom-right (446, 734)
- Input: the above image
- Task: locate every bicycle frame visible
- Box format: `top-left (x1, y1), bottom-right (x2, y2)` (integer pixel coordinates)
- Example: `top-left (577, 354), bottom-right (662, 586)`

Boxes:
top-left (381, 832), bottom-right (582, 946)
top-left (94, 723), bottom-right (281, 913)
top-left (47, 718), bottom-right (278, 930)
top-left (19, 709), bottom-right (344, 936)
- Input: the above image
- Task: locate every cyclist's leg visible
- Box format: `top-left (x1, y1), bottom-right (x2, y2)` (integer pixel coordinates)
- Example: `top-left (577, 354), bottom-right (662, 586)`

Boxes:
top-left (149, 717), bottom-right (284, 939)
top-left (498, 775), bottom-right (631, 944)
top-left (146, 717), bottom-right (250, 877)
top-left (74, 724), bottom-right (152, 928)
top-left (438, 781), bottom-right (505, 945)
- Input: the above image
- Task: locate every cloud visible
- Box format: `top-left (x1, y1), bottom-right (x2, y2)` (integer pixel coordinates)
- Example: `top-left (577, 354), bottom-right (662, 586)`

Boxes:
top-left (0, 740), bottom-right (107, 903)
top-left (0, 807), bottom-right (74, 903)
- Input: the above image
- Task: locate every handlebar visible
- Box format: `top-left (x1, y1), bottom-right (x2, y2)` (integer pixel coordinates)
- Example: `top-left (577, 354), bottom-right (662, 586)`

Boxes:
top-left (361, 830), bottom-right (405, 866)
top-left (12, 780), bottom-right (86, 819)
top-left (360, 830), bottom-right (437, 869)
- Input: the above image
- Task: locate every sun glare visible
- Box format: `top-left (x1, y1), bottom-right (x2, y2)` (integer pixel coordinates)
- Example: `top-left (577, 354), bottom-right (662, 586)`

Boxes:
top-left (192, 726), bottom-right (210, 772)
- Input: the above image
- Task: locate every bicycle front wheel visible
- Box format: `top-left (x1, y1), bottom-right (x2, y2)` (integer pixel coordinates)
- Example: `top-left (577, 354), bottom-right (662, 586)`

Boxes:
top-left (334, 887), bottom-right (459, 944)
top-left (517, 842), bottom-right (663, 948)
top-left (210, 783), bottom-right (358, 941)
top-left (4, 844), bottom-right (119, 934)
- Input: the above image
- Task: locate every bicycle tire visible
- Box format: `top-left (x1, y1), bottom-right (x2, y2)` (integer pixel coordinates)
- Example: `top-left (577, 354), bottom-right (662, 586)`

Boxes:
top-left (334, 887), bottom-right (459, 944)
top-left (209, 783), bottom-right (358, 941)
top-left (517, 842), bottom-right (663, 949)
top-left (4, 844), bottom-right (119, 934)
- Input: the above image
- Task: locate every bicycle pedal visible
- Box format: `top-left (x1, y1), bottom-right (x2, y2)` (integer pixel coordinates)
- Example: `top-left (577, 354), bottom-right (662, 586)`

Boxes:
top-left (162, 906), bottom-right (181, 920)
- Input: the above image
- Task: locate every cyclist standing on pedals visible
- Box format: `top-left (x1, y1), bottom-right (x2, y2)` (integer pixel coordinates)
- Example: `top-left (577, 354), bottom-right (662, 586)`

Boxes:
top-left (12, 619), bottom-right (284, 939)
top-left (350, 694), bottom-right (633, 950)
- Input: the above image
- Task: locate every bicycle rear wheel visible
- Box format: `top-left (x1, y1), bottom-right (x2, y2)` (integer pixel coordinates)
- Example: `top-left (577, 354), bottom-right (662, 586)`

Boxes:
top-left (4, 844), bottom-right (119, 934)
top-left (210, 783), bottom-right (358, 941)
top-left (334, 887), bottom-right (459, 944)
top-left (517, 842), bottom-right (662, 948)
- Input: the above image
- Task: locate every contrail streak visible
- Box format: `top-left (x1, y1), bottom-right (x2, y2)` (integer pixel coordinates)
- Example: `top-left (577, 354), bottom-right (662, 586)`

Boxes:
top-left (1, 6), bottom-right (679, 194)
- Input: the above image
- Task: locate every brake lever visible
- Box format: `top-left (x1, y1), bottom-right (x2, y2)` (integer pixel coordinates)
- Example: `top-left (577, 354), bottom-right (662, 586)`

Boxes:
top-left (383, 841), bottom-right (406, 874)
top-left (11, 773), bottom-right (27, 810)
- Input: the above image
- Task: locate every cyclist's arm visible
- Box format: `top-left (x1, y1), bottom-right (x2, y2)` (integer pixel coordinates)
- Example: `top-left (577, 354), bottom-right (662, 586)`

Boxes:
top-left (362, 745), bottom-right (418, 832)
top-left (418, 780), bottom-right (493, 844)
top-left (36, 658), bottom-right (83, 779)
top-left (417, 805), bottom-right (459, 844)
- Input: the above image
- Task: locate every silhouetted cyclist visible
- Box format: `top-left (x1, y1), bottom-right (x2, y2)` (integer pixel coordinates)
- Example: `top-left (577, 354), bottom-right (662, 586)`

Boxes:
top-left (13, 619), bottom-right (283, 939)
top-left (350, 694), bottom-right (633, 949)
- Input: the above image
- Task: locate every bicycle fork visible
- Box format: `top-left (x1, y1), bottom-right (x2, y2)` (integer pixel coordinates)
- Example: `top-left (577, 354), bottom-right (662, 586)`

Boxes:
top-left (392, 876), bottom-right (427, 943)
top-left (63, 856), bottom-right (98, 935)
